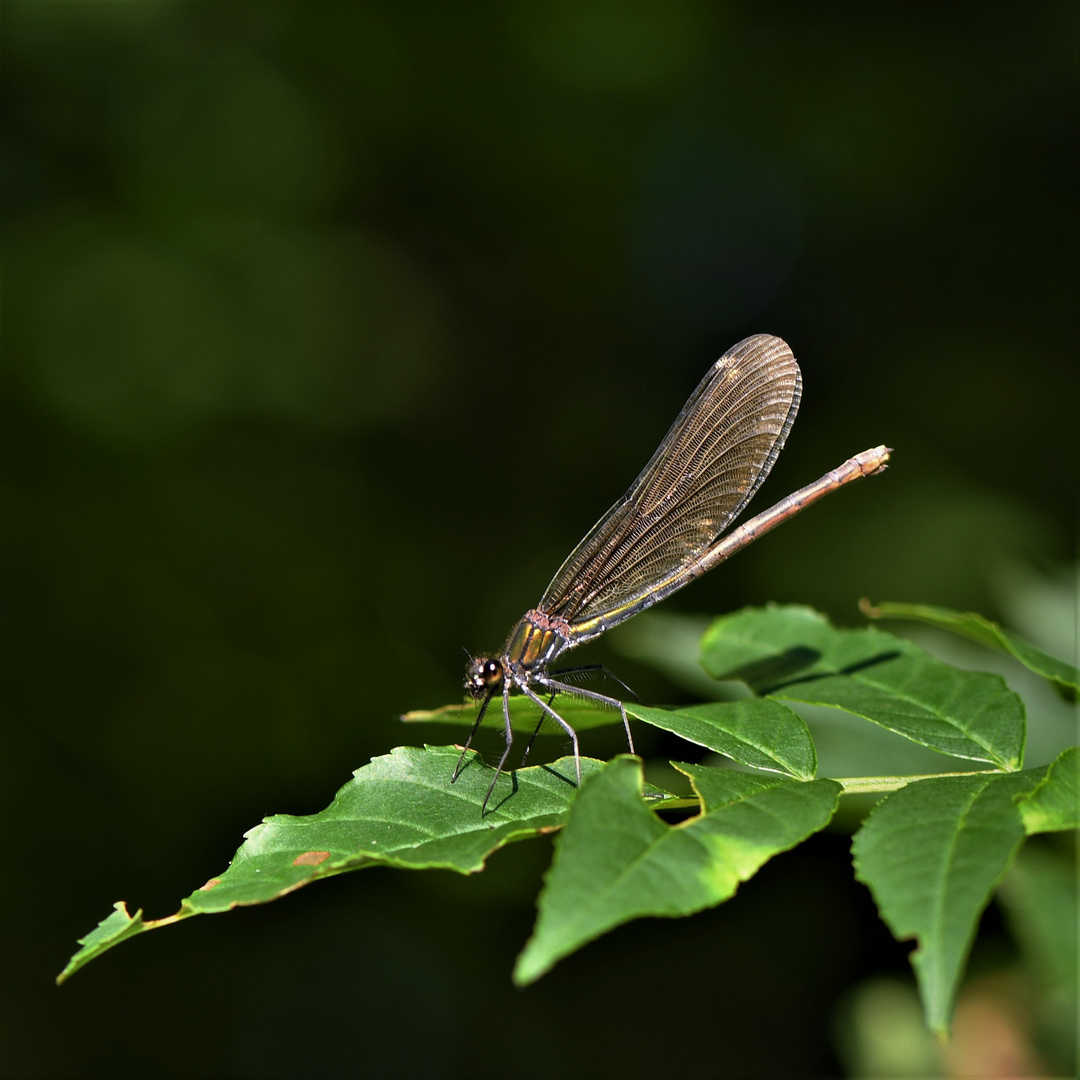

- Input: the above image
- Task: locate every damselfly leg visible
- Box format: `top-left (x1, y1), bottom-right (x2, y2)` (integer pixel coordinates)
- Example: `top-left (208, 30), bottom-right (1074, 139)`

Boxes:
top-left (518, 664), bottom-right (640, 769)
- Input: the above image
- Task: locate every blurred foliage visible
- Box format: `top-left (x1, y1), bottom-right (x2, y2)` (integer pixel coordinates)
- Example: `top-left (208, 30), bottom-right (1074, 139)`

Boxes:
top-left (3, 2), bottom-right (1076, 1077)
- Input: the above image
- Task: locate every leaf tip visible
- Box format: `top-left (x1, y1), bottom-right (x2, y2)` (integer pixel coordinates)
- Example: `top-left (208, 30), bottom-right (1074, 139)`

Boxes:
top-left (511, 946), bottom-right (549, 988)
top-left (56, 901), bottom-right (145, 986)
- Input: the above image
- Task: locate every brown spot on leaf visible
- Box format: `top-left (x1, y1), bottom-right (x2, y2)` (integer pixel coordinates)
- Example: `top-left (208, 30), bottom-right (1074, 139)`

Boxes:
top-left (293, 850), bottom-right (331, 867)
top-left (199, 878), bottom-right (221, 891)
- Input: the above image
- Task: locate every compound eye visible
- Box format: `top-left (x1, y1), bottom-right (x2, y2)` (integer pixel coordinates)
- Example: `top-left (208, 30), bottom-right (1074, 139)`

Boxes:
top-left (465, 657), bottom-right (503, 696)
top-left (478, 659), bottom-right (504, 690)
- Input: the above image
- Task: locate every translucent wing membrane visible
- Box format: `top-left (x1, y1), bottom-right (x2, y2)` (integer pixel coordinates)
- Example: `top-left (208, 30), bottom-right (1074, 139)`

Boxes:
top-left (539, 334), bottom-right (801, 634)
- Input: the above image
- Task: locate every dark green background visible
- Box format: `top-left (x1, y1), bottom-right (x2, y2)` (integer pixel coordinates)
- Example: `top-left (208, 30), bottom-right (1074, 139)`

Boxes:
top-left (4, 3), bottom-right (1076, 1077)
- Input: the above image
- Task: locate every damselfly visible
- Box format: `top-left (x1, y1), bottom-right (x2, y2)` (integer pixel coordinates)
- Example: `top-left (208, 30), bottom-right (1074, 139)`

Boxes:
top-left (456, 334), bottom-right (890, 810)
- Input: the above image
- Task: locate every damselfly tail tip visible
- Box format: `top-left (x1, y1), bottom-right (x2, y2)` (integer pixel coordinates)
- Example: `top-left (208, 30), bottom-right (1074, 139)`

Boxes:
top-left (863, 444), bottom-right (892, 475)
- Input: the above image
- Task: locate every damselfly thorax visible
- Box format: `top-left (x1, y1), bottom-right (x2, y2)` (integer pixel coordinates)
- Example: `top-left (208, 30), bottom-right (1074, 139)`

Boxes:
top-left (465, 612), bottom-right (567, 700)
top-left (463, 607), bottom-right (636, 794)
top-left (455, 334), bottom-right (890, 812)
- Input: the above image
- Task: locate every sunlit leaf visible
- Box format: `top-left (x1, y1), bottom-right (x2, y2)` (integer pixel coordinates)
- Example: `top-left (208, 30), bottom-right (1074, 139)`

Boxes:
top-left (58, 745), bottom-right (680, 983)
top-left (514, 757), bottom-right (840, 984)
top-left (56, 903), bottom-right (150, 986)
top-left (1016, 746), bottom-right (1079, 834)
top-left (628, 699), bottom-right (816, 779)
top-left (701, 605), bottom-right (1025, 770)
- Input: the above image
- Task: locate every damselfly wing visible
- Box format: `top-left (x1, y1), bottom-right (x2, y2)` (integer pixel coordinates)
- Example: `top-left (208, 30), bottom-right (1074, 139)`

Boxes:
top-left (457, 334), bottom-right (890, 811)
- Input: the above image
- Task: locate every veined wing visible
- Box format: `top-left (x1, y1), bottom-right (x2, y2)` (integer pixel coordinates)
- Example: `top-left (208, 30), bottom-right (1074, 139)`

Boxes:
top-left (538, 334), bottom-right (801, 635)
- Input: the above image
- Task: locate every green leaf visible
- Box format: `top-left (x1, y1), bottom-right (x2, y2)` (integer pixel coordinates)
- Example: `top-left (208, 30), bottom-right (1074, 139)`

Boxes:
top-left (56, 902), bottom-right (152, 985)
top-left (59, 746), bottom-right (679, 982)
top-left (701, 605), bottom-right (1025, 771)
top-left (402, 696), bottom-right (621, 732)
top-left (185, 746), bottom-right (595, 914)
top-left (627, 699), bottom-right (816, 780)
top-left (852, 767), bottom-right (1048, 1034)
top-left (1016, 746), bottom-right (1079, 834)
top-left (862, 599), bottom-right (1080, 691)
top-left (513, 757), bottom-right (840, 984)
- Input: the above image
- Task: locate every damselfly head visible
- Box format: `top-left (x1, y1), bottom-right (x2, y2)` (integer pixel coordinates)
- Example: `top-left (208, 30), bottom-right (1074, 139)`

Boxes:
top-left (465, 657), bottom-right (503, 699)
